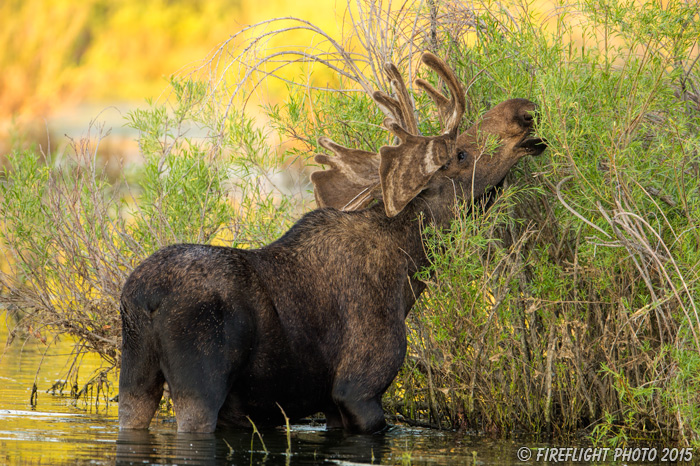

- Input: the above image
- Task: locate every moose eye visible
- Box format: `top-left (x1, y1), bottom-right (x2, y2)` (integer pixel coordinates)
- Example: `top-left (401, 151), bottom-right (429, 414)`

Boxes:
top-left (457, 150), bottom-right (467, 161)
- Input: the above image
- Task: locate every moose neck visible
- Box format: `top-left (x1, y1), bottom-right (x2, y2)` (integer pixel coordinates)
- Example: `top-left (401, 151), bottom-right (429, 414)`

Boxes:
top-left (380, 186), bottom-right (460, 278)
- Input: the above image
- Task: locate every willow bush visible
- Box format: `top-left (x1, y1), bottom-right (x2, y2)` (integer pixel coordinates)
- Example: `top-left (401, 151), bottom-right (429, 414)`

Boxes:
top-left (0, 77), bottom-right (306, 393)
top-left (1, 0), bottom-right (699, 446)
top-left (380, 0), bottom-right (700, 448)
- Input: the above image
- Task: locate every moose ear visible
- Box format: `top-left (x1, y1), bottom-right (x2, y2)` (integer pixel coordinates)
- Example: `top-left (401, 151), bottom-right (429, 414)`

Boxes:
top-left (378, 123), bottom-right (450, 217)
top-left (311, 137), bottom-right (381, 211)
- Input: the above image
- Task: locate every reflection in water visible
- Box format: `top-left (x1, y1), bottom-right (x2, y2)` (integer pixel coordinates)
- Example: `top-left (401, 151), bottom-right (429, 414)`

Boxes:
top-left (115, 423), bottom-right (534, 465)
top-left (117, 429), bottom-right (218, 465)
top-left (116, 425), bottom-right (390, 465)
top-left (0, 315), bottom-right (553, 465)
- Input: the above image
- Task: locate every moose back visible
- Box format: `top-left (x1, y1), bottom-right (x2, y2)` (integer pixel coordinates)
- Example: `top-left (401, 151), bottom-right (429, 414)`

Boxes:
top-left (118, 53), bottom-right (546, 434)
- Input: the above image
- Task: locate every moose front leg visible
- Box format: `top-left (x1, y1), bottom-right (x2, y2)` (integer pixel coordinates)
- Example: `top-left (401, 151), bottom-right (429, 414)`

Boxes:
top-left (330, 312), bottom-right (406, 433)
top-left (332, 380), bottom-right (387, 434)
top-left (324, 404), bottom-right (345, 429)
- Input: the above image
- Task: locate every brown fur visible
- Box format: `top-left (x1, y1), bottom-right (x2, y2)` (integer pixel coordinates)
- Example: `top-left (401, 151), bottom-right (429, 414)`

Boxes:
top-left (118, 55), bottom-right (546, 434)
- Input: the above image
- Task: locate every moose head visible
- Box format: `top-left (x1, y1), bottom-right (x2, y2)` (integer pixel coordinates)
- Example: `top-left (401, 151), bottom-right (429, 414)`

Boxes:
top-left (311, 52), bottom-right (545, 220)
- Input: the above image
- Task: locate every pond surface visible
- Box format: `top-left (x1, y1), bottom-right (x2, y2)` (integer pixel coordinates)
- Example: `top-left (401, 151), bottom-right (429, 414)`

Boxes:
top-left (0, 313), bottom-right (653, 465)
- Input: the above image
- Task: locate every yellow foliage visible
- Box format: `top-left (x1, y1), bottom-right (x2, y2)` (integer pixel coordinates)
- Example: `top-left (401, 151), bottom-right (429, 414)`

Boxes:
top-left (0, 0), bottom-right (665, 125)
top-left (0, 0), bottom-right (341, 120)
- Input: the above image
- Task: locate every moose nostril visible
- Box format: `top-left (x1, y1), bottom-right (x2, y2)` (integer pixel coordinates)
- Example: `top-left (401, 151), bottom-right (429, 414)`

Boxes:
top-left (520, 111), bottom-right (535, 127)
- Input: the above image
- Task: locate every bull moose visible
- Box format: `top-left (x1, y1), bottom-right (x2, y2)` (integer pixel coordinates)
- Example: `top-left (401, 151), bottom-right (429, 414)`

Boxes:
top-left (118, 53), bottom-right (546, 434)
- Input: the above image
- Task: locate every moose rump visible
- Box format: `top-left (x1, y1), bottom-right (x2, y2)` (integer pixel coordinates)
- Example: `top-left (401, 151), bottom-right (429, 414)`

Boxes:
top-left (119, 208), bottom-right (410, 434)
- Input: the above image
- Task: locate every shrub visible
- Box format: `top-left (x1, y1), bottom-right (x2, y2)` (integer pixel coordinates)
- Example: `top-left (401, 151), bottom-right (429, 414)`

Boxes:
top-left (1, 77), bottom-right (306, 395)
top-left (381, 0), bottom-right (700, 447)
top-left (1, 0), bottom-right (699, 446)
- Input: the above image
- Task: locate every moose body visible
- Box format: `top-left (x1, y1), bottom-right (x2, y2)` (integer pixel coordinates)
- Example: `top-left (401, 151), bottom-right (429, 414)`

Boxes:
top-left (119, 53), bottom-right (546, 433)
top-left (120, 204), bottom-right (428, 433)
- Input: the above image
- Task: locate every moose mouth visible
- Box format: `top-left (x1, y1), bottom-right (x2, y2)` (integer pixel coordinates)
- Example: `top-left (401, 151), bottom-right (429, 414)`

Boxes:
top-left (515, 108), bottom-right (546, 156)
top-left (516, 134), bottom-right (547, 156)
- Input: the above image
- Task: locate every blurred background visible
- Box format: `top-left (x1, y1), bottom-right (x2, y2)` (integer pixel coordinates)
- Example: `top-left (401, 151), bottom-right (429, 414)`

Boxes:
top-left (0, 0), bottom-right (343, 159)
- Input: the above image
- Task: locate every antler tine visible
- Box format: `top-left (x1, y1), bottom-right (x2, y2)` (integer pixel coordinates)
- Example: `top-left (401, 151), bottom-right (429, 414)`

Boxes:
top-left (371, 62), bottom-right (419, 136)
top-left (313, 54), bottom-right (467, 217)
top-left (311, 137), bottom-right (381, 211)
top-left (415, 52), bottom-right (466, 138)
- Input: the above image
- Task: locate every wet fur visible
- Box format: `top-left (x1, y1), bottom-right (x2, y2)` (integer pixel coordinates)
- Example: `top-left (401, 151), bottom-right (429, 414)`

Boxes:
top-left (118, 97), bottom-right (546, 434)
top-left (120, 203), bottom-right (428, 434)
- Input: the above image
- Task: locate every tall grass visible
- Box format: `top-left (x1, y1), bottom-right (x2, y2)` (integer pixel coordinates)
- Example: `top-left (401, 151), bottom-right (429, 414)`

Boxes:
top-left (1, 78), bottom-right (306, 393)
top-left (1, 0), bottom-right (699, 446)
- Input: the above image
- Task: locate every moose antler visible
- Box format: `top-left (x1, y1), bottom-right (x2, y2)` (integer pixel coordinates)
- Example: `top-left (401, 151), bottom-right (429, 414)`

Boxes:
top-left (371, 62), bottom-right (419, 136)
top-left (311, 137), bottom-right (381, 211)
top-left (312, 52), bottom-right (467, 217)
top-left (415, 53), bottom-right (466, 137)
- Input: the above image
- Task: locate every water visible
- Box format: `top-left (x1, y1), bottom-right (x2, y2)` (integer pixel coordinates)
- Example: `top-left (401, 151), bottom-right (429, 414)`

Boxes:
top-left (0, 314), bottom-right (585, 465)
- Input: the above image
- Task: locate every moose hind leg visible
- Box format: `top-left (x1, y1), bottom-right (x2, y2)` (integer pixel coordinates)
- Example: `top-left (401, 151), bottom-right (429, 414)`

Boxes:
top-left (167, 357), bottom-right (246, 433)
top-left (119, 348), bottom-right (165, 430)
top-left (164, 351), bottom-right (236, 433)
top-left (324, 404), bottom-right (344, 429)
top-left (162, 313), bottom-right (252, 433)
top-left (170, 393), bottom-right (222, 433)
